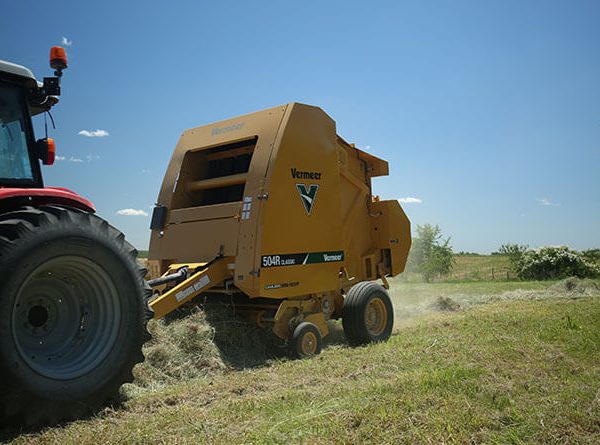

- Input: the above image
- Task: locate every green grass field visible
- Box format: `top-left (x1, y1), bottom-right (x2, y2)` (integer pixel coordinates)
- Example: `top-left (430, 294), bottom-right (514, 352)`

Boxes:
top-left (5, 279), bottom-right (599, 444)
top-left (396, 254), bottom-right (514, 282)
top-left (450, 254), bottom-right (512, 280)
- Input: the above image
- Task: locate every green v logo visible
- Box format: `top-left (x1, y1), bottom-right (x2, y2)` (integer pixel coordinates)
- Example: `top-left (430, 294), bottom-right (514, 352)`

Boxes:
top-left (296, 184), bottom-right (319, 215)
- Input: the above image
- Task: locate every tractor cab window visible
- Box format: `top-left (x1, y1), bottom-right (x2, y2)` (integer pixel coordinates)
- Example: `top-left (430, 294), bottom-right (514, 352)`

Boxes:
top-left (0, 83), bottom-right (34, 181)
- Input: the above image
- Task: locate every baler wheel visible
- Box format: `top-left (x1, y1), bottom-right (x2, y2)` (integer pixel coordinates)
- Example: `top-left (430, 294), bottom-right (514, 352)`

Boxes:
top-left (290, 321), bottom-right (322, 358)
top-left (0, 206), bottom-right (152, 426)
top-left (342, 282), bottom-right (394, 346)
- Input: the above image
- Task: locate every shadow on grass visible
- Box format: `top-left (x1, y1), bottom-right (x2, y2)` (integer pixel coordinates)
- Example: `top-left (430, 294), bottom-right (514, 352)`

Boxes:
top-left (204, 302), bottom-right (349, 369)
top-left (0, 301), bottom-right (353, 439)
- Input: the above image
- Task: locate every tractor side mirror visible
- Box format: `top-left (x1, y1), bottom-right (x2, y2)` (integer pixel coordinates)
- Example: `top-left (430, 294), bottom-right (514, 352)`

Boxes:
top-left (36, 138), bottom-right (56, 165)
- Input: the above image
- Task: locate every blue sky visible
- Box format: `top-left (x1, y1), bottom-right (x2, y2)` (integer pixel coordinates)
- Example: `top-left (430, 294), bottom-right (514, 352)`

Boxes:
top-left (3, 0), bottom-right (599, 253)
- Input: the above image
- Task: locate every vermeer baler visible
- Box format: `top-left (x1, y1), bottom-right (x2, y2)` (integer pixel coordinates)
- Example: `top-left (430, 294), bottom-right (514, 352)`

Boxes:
top-left (147, 103), bottom-right (411, 357)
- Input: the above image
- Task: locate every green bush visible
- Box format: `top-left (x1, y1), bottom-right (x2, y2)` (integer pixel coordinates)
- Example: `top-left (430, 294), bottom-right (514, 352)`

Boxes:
top-left (408, 224), bottom-right (454, 282)
top-left (515, 246), bottom-right (600, 280)
top-left (582, 248), bottom-right (600, 263)
top-left (496, 243), bottom-right (529, 273)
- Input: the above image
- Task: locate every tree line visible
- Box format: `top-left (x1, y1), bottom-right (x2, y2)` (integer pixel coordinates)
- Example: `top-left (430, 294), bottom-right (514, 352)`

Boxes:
top-left (408, 225), bottom-right (599, 282)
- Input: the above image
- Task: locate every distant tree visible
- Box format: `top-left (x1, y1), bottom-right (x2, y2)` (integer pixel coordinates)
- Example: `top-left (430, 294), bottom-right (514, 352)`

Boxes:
top-left (409, 224), bottom-right (455, 282)
top-left (497, 243), bottom-right (529, 272)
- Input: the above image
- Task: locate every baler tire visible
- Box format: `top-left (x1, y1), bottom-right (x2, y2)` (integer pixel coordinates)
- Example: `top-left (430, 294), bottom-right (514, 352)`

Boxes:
top-left (289, 321), bottom-right (322, 359)
top-left (0, 206), bottom-right (152, 427)
top-left (342, 281), bottom-right (394, 346)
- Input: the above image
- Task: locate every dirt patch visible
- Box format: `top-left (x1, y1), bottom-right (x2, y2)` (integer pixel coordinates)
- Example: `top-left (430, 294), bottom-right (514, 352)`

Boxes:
top-left (431, 296), bottom-right (462, 312)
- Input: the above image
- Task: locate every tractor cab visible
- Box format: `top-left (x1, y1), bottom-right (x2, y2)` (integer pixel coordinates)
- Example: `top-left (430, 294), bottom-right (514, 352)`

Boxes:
top-left (0, 48), bottom-right (150, 427)
top-left (0, 48), bottom-right (66, 188)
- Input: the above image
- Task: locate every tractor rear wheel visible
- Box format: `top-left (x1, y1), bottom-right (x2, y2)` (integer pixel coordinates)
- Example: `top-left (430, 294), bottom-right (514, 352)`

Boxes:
top-left (0, 206), bottom-right (151, 426)
top-left (342, 282), bottom-right (394, 346)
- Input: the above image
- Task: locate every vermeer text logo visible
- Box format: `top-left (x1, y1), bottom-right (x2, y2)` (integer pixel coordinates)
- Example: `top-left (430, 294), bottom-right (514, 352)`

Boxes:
top-left (211, 122), bottom-right (245, 136)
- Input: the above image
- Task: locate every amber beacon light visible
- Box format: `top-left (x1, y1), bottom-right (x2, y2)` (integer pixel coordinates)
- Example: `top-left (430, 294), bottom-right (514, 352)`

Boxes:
top-left (49, 46), bottom-right (68, 74)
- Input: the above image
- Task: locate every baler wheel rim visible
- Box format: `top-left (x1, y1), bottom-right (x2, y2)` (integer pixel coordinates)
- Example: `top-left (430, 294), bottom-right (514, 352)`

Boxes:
top-left (300, 330), bottom-right (318, 356)
top-left (365, 297), bottom-right (387, 337)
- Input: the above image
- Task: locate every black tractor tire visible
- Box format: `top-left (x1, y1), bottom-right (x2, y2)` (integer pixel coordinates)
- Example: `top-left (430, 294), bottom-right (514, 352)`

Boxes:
top-left (342, 282), bottom-right (394, 346)
top-left (0, 205), bottom-right (152, 426)
top-left (289, 321), bottom-right (322, 359)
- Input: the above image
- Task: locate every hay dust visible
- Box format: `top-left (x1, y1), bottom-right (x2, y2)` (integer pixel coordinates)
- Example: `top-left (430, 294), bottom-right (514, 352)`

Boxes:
top-left (390, 277), bottom-right (600, 328)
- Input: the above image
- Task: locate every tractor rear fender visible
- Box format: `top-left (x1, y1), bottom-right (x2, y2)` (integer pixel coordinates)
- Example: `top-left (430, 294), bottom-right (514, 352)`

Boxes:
top-left (0, 187), bottom-right (95, 213)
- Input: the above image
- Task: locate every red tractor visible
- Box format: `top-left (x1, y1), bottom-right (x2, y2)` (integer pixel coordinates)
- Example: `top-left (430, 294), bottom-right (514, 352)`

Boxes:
top-left (0, 48), bottom-right (150, 426)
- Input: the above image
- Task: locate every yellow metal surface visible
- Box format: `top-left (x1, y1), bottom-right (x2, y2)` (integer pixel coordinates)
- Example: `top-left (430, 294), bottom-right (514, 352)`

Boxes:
top-left (163, 262), bottom-right (207, 275)
top-left (365, 297), bottom-right (387, 337)
top-left (148, 102), bottom-right (411, 330)
top-left (304, 312), bottom-right (329, 339)
top-left (186, 173), bottom-right (247, 192)
top-left (271, 297), bottom-right (330, 340)
top-left (257, 104), bottom-right (343, 298)
top-left (300, 331), bottom-right (318, 355)
top-left (150, 257), bottom-right (232, 319)
top-left (369, 199), bottom-right (411, 275)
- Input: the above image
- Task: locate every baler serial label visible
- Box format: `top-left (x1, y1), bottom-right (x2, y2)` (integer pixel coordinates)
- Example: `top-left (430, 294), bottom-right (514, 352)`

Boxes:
top-left (261, 251), bottom-right (344, 268)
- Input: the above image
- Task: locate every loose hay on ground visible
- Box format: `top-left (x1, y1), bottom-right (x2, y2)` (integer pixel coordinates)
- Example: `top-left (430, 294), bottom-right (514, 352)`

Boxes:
top-left (125, 302), bottom-right (285, 397)
top-left (125, 277), bottom-right (599, 396)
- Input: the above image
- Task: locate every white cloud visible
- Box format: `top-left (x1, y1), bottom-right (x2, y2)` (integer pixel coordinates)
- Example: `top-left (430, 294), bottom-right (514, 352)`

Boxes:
top-left (116, 208), bottom-right (149, 217)
top-left (398, 197), bottom-right (423, 204)
top-left (78, 129), bottom-right (109, 137)
top-left (61, 36), bottom-right (73, 47)
top-left (55, 155), bottom-right (83, 163)
top-left (364, 145), bottom-right (371, 150)
top-left (537, 197), bottom-right (559, 207)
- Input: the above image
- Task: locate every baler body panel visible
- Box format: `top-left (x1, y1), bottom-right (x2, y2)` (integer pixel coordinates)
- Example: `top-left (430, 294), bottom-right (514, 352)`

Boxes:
top-left (149, 104), bottom-right (288, 294)
top-left (149, 102), bottom-right (411, 302)
top-left (257, 104), bottom-right (344, 298)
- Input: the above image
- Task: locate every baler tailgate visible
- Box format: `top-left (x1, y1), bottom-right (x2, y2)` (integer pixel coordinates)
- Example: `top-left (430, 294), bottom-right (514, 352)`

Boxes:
top-left (150, 257), bottom-right (232, 319)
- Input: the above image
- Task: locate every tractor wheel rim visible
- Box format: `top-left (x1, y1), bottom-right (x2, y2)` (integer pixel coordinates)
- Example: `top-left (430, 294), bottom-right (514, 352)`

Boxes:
top-left (301, 331), bottom-right (318, 355)
top-left (12, 255), bottom-right (122, 380)
top-left (365, 297), bottom-right (387, 337)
